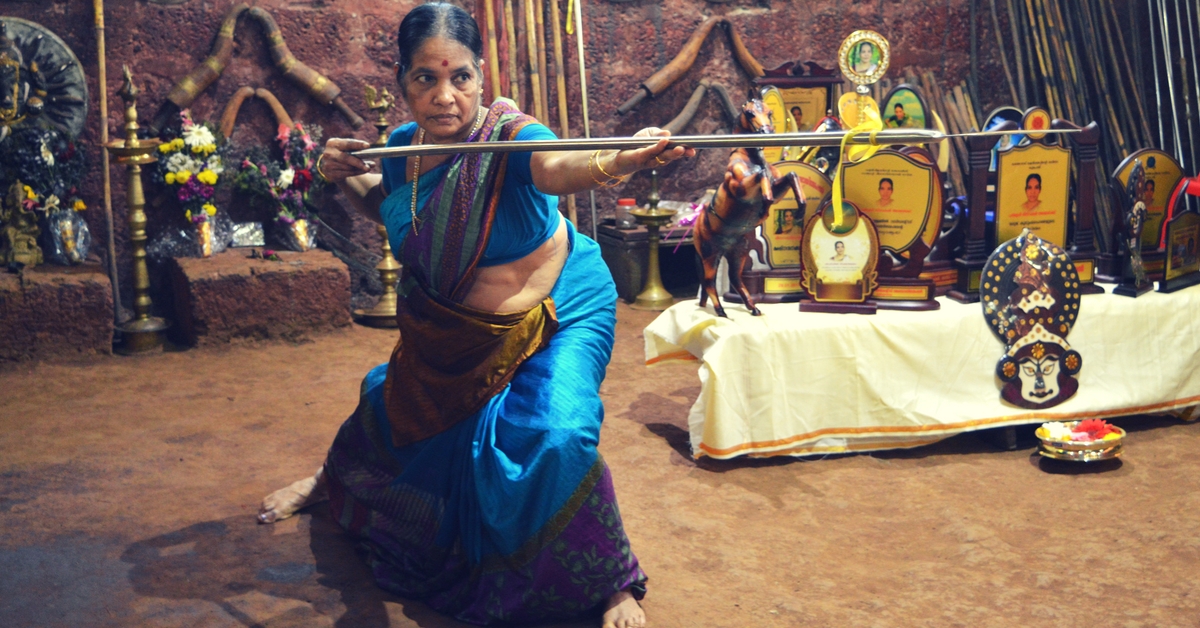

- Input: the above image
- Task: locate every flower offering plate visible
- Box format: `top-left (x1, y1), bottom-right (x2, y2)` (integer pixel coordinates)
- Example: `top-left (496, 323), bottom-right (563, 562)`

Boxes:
top-left (1036, 420), bottom-right (1126, 462)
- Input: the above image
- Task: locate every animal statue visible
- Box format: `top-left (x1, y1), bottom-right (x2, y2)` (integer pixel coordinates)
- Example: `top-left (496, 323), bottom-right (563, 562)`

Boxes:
top-left (694, 98), bottom-right (805, 317)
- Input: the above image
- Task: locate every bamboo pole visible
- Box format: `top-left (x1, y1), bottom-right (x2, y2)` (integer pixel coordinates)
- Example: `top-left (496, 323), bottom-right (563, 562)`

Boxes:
top-left (989, 0), bottom-right (1019, 106)
top-left (483, 0), bottom-right (503, 102)
top-left (504, 0), bottom-right (521, 107)
top-left (549, 0), bottom-right (576, 226)
top-left (524, 0), bottom-right (546, 122)
top-left (93, 0), bottom-right (122, 323)
top-left (570, 0), bottom-right (598, 237)
top-left (534, 0), bottom-right (550, 125)
top-left (1103, 0), bottom-right (1152, 147)
top-left (1159, 0), bottom-right (1184, 165)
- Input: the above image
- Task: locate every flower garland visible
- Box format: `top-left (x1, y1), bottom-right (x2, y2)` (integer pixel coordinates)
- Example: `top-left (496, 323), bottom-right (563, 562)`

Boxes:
top-left (0, 125), bottom-right (88, 215)
top-left (234, 123), bottom-right (324, 226)
top-left (152, 109), bottom-right (225, 224)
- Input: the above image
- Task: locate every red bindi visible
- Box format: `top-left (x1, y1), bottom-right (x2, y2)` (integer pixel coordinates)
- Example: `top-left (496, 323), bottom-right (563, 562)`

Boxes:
top-left (442, 60), bottom-right (449, 66)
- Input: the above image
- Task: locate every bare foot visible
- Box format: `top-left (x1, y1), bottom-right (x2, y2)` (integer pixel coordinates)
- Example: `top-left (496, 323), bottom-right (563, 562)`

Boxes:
top-left (258, 468), bottom-right (328, 524)
top-left (601, 589), bottom-right (645, 628)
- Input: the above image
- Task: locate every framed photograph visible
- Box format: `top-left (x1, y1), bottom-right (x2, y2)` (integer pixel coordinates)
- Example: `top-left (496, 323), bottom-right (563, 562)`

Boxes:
top-left (763, 161), bottom-right (832, 268)
top-left (838, 31), bottom-right (890, 86)
top-left (801, 202), bottom-right (880, 303)
top-left (779, 87), bottom-right (828, 131)
top-left (1164, 213), bottom-right (1200, 282)
top-left (881, 84), bottom-right (928, 130)
top-left (841, 150), bottom-right (939, 254)
top-left (1114, 149), bottom-right (1184, 249)
top-left (759, 85), bottom-right (787, 163)
top-left (995, 142), bottom-right (1073, 247)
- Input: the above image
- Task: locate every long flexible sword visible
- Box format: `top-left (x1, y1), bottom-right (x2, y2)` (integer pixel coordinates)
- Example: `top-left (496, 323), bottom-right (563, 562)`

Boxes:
top-left (352, 128), bottom-right (1081, 159)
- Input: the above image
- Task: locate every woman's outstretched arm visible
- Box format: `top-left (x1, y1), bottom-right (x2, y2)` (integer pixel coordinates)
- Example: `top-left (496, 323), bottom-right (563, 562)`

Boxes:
top-left (529, 127), bottom-right (695, 196)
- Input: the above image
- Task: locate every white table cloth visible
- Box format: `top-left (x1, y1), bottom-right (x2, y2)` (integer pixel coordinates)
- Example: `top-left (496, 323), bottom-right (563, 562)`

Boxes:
top-left (644, 289), bottom-right (1200, 458)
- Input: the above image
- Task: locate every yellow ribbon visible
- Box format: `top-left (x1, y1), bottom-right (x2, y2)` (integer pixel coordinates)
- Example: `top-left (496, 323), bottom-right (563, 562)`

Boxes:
top-left (830, 105), bottom-right (885, 228)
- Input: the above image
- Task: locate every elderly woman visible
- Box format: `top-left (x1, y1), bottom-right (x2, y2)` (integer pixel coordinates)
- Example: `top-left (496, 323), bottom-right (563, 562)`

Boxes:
top-left (257, 3), bottom-right (689, 627)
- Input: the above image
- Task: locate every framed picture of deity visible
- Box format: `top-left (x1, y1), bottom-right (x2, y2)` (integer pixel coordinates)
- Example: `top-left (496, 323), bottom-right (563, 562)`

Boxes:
top-left (881, 84), bottom-right (929, 130)
top-left (762, 161), bottom-right (832, 268)
top-left (1113, 149), bottom-right (1184, 250)
top-left (995, 141), bottom-right (1072, 247)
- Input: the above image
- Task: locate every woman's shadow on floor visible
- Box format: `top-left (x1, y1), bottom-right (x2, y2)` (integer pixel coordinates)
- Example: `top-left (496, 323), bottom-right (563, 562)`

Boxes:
top-left (119, 507), bottom-right (461, 627)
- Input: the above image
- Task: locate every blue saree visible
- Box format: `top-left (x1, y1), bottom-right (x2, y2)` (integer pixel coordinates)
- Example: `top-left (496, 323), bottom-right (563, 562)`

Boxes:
top-left (323, 102), bottom-right (646, 624)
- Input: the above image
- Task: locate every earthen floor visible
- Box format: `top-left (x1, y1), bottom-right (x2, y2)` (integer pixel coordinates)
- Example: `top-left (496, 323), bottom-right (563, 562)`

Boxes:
top-left (2, 303), bottom-right (1198, 627)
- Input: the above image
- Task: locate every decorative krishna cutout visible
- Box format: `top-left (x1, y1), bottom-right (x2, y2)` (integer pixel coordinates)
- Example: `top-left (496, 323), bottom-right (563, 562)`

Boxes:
top-left (981, 229), bottom-right (1083, 409)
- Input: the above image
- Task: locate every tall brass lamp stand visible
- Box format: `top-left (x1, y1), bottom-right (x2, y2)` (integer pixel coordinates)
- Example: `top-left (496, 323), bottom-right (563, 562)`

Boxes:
top-left (629, 170), bottom-right (676, 311)
top-left (353, 85), bottom-right (401, 328)
top-left (106, 68), bottom-right (168, 354)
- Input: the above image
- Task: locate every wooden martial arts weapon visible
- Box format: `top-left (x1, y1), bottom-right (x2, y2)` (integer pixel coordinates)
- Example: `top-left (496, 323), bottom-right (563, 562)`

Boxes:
top-left (219, 87), bottom-right (294, 139)
top-left (504, 0), bottom-right (521, 107)
top-left (616, 17), bottom-right (764, 115)
top-left (154, 4), bottom-right (363, 132)
top-left (1171, 0), bottom-right (1195, 173)
top-left (548, 0), bottom-right (577, 226)
top-left (1003, 0), bottom-right (1027, 107)
top-left (484, 0), bottom-right (503, 103)
top-left (1158, 0), bottom-right (1185, 168)
top-left (352, 128), bottom-right (1082, 160)
top-left (534, 0), bottom-right (550, 125)
top-left (524, 0), bottom-right (546, 122)
top-left (93, 0), bottom-right (122, 324)
top-left (569, 0), bottom-right (598, 236)
top-left (989, 0), bottom-right (1020, 107)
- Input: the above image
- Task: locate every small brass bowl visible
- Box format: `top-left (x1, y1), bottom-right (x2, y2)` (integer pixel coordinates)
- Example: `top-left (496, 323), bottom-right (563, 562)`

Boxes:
top-left (1036, 421), bottom-right (1126, 462)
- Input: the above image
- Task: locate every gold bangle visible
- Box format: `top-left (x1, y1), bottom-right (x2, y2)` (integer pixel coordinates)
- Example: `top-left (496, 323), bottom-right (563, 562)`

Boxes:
top-left (595, 151), bottom-right (626, 185)
top-left (654, 155), bottom-right (667, 166)
top-left (315, 153), bottom-right (332, 183)
top-left (587, 150), bottom-right (608, 186)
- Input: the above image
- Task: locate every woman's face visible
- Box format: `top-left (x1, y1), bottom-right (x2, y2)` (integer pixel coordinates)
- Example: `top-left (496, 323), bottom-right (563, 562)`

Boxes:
top-left (879, 181), bottom-right (893, 201)
top-left (1026, 177), bottom-right (1041, 203)
top-left (400, 36), bottom-right (483, 143)
top-left (858, 43), bottom-right (874, 65)
top-left (782, 209), bottom-right (795, 227)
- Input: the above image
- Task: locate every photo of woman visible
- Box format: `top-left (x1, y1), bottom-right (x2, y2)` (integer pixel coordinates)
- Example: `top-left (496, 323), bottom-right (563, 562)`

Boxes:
top-left (1022, 173), bottom-right (1043, 211)
top-left (877, 178), bottom-right (894, 207)
top-left (852, 41), bottom-right (878, 75)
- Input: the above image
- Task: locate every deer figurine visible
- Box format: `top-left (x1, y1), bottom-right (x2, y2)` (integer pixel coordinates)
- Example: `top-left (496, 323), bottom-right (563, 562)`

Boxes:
top-left (694, 99), bottom-right (805, 317)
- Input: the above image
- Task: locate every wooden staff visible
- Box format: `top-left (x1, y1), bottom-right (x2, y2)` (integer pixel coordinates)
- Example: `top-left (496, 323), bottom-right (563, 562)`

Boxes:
top-left (570, 0), bottom-right (598, 236)
top-left (93, 0), bottom-right (122, 323)
top-left (484, 0), bottom-right (503, 102)
top-left (1148, 0), bottom-right (1165, 148)
top-left (1171, 0), bottom-right (1196, 172)
top-left (1003, 0), bottom-right (1027, 107)
top-left (1101, 0), bottom-right (1152, 146)
top-left (1158, 0), bottom-right (1184, 165)
top-left (989, 0), bottom-right (1019, 106)
top-left (524, 0), bottom-right (546, 122)
top-left (548, 0), bottom-right (577, 225)
top-left (504, 0), bottom-right (521, 107)
top-left (534, 0), bottom-right (550, 124)
top-left (1023, 0), bottom-right (1057, 115)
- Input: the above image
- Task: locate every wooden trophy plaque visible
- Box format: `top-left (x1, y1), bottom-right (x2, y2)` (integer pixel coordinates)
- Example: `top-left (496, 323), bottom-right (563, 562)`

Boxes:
top-left (799, 200), bottom-right (879, 314)
top-left (753, 60), bottom-right (843, 134)
top-left (1158, 174), bottom-right (1200, 293)
top-left (839, 148), bottom-right (942, 309)
top-left (729, 161), bottom-right (832, 303)
top-left (1110, 160), bottom-right (1153, 297)
top-left (1098, 149), bottom-right (1184, 283)
top-left (949, 108), bottom-right (1104, 302)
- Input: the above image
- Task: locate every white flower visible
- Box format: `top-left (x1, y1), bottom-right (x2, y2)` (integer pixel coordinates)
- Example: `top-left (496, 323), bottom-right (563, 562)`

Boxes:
top-left (167, 152), bottom-right (203, 174)
top-left (205, 155), bottom-right (225, 175)
top-left (182, 124), bottom-right (216, 150)
top-left (1040, 421), bottom-right (1074, 441)
top-left (40, 139), bottom-right (54, 167)
top-left (277, 168), bottom-right (295, 189)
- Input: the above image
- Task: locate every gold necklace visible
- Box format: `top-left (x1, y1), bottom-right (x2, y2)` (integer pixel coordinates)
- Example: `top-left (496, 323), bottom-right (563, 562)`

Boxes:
top-left (409, 108), bottom-right (486, 236)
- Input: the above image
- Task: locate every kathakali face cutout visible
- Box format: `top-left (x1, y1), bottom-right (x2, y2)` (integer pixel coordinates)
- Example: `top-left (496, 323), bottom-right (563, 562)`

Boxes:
top-left (981, 229), bottom-right (1083, 409)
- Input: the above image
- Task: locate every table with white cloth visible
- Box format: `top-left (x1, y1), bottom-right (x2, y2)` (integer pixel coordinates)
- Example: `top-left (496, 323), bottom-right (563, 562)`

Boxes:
top-left (643, 289), bottom-right (1200, 459)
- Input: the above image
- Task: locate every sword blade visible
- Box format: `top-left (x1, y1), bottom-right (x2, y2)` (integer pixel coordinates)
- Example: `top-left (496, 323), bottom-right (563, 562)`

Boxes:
top-left (350, 128), bottom-right (1079, 159)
